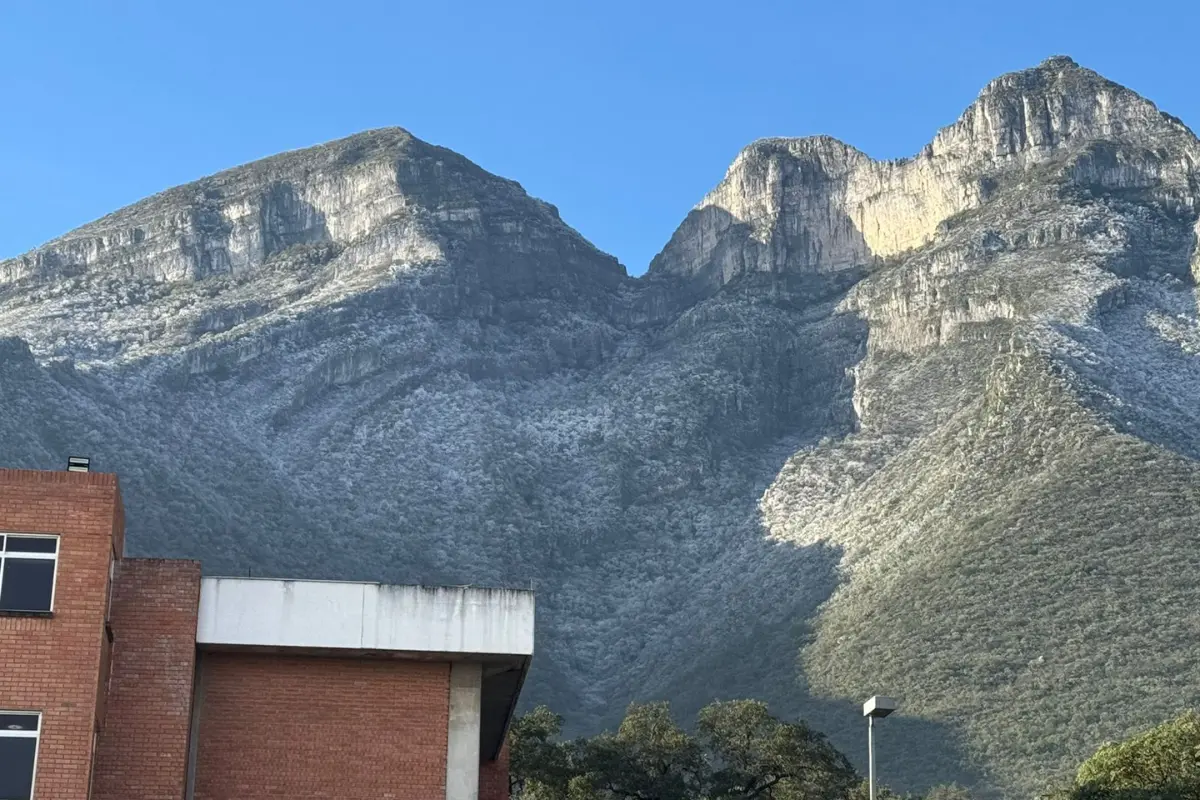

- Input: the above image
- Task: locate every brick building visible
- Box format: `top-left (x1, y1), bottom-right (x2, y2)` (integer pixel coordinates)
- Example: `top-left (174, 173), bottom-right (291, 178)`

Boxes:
top-left (0, 465), bottom-right (534, 800)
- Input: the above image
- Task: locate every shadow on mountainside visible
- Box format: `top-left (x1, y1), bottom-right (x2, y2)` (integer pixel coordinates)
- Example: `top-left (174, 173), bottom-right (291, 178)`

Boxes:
top-left (562, 444), bottom-right (988, 795)
top-left (626, 444), bottom-right (987, 795)
top-left (551, 255), bottom-right (986, 793)
top-left (260, 181), bottom-right (332, 260)
top-left (183, 179), bottom-right (334, 281)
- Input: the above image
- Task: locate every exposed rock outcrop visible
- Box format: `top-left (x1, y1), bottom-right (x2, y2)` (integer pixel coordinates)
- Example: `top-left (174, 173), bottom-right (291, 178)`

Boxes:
top-left (0, 128), bottom-right (625, 365)
top-left (651, 57), bottom-right (1197, 303)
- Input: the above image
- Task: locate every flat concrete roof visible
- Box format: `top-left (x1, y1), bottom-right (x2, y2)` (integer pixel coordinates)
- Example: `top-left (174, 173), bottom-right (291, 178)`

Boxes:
top-left (196, 577), bottom-right (535, 656)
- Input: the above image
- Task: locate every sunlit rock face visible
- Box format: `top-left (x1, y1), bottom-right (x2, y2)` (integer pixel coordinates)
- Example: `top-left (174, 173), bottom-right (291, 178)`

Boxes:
top-left (649, 137), bottom-right (876, 298)
top-left (0, 128), bottom-right (625, 364)
top-left (2, 57), bottom-right (1200, 799)
top-left (651, 57), bottom-right (1197, 300)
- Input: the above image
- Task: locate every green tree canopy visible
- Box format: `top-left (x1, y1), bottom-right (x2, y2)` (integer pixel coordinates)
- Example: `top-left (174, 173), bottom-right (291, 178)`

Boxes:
top-left (698, 699), bottom-right (857, 800)
top-left (1043, 711), bottom-right (1200, 800)
top-left (508, 699), bottom-right (858, 800)
top-left (509, 705), bottom-right (574, 799)
top-left (579, 701), bottom-right (706, 800)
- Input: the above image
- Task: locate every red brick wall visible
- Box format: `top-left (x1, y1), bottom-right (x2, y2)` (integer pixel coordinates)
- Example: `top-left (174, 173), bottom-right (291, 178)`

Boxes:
top-left (0, 469), bottom-right (122, 799)
top-left (193, 654), bottom-right (451, 800)
top-left (92, 558), bottom-right (202, 800)
top-left (480, 743), bottom-right (511, 800)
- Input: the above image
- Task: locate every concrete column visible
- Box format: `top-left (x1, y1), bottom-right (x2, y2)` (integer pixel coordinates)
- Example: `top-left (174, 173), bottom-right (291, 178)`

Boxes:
top-left (446, 661), bottom-right (482, 800)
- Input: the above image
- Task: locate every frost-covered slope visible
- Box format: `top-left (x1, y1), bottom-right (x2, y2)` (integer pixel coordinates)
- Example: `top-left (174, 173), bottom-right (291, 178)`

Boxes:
top-left (2, 56), bottom-right (1200, 797)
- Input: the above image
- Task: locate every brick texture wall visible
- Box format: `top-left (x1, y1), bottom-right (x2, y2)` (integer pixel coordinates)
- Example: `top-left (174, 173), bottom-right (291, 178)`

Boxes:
top-left (0, 469), bottom-right (122, 799)
top-left (480, 743), bottom-right (511, 800)
top-left (193, 654), bottom-right (451, 800)
top-left (92, 558), bottom-right (201, 800)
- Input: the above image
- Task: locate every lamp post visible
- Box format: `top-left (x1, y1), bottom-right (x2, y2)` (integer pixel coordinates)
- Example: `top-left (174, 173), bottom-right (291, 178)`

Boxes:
top-left (862, 695), bottom-right (897, 800)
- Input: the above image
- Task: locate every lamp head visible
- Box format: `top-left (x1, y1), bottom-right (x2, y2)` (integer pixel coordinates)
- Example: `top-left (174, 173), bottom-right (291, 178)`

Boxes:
top-left (863, 695), bottom-right (897, 718)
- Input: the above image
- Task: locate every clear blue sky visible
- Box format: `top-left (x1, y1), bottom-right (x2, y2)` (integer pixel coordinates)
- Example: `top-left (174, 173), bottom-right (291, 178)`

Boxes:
top-left (2, 0), bottom-right (1197, 275)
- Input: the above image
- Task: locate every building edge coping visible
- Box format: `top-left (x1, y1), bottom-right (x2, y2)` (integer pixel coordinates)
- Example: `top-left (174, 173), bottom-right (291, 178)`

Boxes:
top-left (201, 575), bottom-right (535, 596)
top-left (0, 468), bottom-right (119, 487)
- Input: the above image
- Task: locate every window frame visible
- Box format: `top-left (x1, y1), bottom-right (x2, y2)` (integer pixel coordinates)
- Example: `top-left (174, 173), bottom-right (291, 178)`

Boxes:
top-left (0, 534), bottom-right (61, 615)
top-left (0, 710), bottom-right (42, 800)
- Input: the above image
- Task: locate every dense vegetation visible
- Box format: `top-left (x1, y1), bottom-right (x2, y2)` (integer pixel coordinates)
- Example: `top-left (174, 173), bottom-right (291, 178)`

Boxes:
top-left (509, 706), bottom-right (1200, 800)
top-left (508, 701), bottom-right (962, 800)
top-left (1042, 712), bottom-right (1200, 800)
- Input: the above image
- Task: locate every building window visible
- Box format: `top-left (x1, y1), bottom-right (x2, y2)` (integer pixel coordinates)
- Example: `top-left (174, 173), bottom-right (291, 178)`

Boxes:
top-left (0, 712), bottom-right (41, 800)
top-left (0, 535), bottom-right (59, 613)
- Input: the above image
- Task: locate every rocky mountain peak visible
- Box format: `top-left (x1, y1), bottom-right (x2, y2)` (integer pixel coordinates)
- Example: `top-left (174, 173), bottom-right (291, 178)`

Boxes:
top-left (649, 57), bottom-right (1198, 301)
top-left (1039, 54), bottom-right (1079, 68)
top-left (646, 135), bottom-right (875, 299)
top-left (931, 54), bottom-right (1190, 165)
top-left (0, 127), bottom-right (624, 365)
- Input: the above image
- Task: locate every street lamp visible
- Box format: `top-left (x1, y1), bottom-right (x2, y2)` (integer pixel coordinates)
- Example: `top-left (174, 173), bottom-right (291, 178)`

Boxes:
top-left (862, 696), bottom-right (897, 800)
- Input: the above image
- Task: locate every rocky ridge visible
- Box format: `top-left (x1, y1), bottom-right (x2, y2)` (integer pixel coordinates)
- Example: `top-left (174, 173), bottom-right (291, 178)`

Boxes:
top-left (2, 57), bottom-right (1200, 797)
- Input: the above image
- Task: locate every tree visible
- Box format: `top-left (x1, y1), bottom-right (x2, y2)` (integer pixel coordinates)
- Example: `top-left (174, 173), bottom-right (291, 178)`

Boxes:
top-left (508, 698), bottom-right (863, 800)
top-left (697, 699), bottom-right (858, 800)
top-left (1042, 711), bottom-right (1200, 800)
top-left (510, 705), bottom-right (574, 799)
top-left (576, 701), bottom-right (706, 800)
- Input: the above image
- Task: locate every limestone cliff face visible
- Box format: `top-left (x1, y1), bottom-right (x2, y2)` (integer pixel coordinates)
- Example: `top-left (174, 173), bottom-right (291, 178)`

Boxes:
top-left (2, 57), bottom-right (1200, 800)
top-left (0, 128), bottom-right (624, 364)
top-left (649, 137), bottom-right (875, 298)
top-left (651, 57), bottom-right (1198, 300)
top-left (1, 131), bottom-right (427, 285)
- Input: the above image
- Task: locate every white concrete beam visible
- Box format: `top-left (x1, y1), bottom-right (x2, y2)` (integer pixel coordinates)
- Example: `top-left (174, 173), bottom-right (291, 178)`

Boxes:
top-left (195, 578), bottom-right (534, 657)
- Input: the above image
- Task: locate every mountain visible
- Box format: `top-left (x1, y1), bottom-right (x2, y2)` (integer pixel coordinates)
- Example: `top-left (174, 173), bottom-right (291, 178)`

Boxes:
top-left (2, 56), bottom-right (1199, 797)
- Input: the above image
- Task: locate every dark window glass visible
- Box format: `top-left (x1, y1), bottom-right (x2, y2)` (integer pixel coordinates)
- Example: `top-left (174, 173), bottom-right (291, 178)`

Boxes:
top-left (0, 560), bottom-right (55, 612)
top-left (0, 715), bottom-right (37, 732)
top-left (0, 736), bottom-right (37, 800)
top-left (3, 537), bottom-right (56, 554)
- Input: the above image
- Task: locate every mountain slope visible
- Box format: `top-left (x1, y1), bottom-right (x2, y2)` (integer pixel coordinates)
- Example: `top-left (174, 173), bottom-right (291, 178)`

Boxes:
top-left (2, 56), bottom-right (1199, 797)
